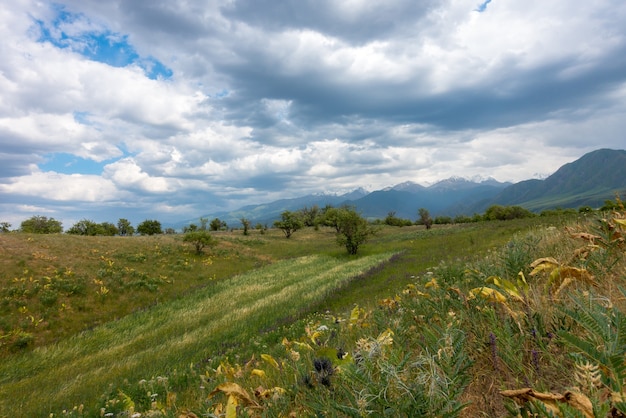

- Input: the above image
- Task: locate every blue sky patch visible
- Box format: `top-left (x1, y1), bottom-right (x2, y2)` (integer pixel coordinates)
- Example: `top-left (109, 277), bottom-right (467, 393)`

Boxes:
top-left (34, 5), bottom-right (172, 80)
top-left (40, 153), bottom-right (112, 175)
top-left (475, 0), bottom-right (492, 12)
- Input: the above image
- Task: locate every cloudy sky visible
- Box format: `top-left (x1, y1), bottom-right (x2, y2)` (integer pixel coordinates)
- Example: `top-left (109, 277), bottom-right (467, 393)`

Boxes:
top-left (1, 0), bottom-right (625, 227)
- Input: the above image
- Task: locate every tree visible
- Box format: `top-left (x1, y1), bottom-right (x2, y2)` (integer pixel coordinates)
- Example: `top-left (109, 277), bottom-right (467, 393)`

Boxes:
top-left (0, 222), bottom-right (11, 233)
top-left (137, 219), bottom-right (162, 235)
top-left (484, 205), bottom-right (535, 221)
top-left (418, 208), bottom-right (433, 229)
top-left (434, 216), bottom-right (453, 225)
top-left (240, 217), bottom-right (251, 235)
top-left (274, 210), bottom-right (304, 238)
top-left (335, 207), bottom-right (374, 255)
top-left (67, 219), bottom-right (98, 235)
top-left (117, 218), bottom-right (135, 236)
top-left (210, 218), bottom-right (227, 231)
top-left (20, 216), bottom-right (63, 234)
top-left (384, 211), bottom-right (413, 227)
top-left (321, 206), bottom-right (342, 232)
top-left (299, 205), bottom-right (321, 227)
top-left (66, 219), bottom-right (118, 236)
top-left (183, 230), bottom-right (216, 254)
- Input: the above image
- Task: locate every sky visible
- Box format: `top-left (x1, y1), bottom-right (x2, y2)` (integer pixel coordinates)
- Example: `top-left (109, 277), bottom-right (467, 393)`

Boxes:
top-left (1, 0), bottom-right (625, 228)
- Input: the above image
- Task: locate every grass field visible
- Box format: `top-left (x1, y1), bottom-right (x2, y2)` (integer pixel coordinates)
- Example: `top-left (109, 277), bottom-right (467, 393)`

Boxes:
top-left (2, 211), bottom-right (622, 416)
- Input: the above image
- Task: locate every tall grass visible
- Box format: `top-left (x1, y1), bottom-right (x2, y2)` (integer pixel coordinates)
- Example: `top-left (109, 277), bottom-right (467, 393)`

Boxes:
top-left (0, 213), bottom-right (591, 416)
top-left (0, 253), bottom-right (395, 416)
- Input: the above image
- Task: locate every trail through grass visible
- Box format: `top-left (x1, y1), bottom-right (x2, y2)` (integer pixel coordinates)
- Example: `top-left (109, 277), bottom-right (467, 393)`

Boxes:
top-left (0, 252), bottom-right (395, 416)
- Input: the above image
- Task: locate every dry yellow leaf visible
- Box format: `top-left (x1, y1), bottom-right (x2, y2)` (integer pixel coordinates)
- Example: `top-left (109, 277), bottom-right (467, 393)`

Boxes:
top-left (469, 287), bottom-right (507, 303)
top-left (501, 387), bottom-right (593, 418)
top-left (209, 382), bottom-right (259, 408)
top-left (226, 394), bottom-right (237, 418)
top-left (261, 354), bottom-right (279, 369)
top-left (530, 257), bottom-right (559, 276)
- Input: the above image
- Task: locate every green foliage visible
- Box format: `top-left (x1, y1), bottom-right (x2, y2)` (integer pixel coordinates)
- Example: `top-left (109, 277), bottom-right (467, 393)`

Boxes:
top-left (240, 217), bottom-right (251, 235)
top-left (210, 217), bottom-right (228, 231)
top-left (418, 208), bottom-right (433, 229)
top-left (0, 222), bottom-right (11, 233)
top-left (66, 219), bottom-right (119, 236)
top-left (20, 215), bottom-right (63, 233)
top-left (558, 292), bottom-right (626, 398)
top-left (117, 218), bottom-right (134, 236)
top-left (335, 207), bottom-right (375, 255)
top-left (299, 205), bottom-right (321, 227)
top-left (182, 230), bottom-right (217, 254)
top-left (320, 206), bottom-right (342, 232)
top-left (3, 209), bottom-right (624, 416)
top-left (384, 211), bottom-right (413, 227)
top-left (274, 210), bottom-right (304, 238)
top-left (484, 205), bottom-right (535, 221)
top-left (434, 215), bottom-right (453, 225)
top-left (136, 219), bottom-right (162, 235)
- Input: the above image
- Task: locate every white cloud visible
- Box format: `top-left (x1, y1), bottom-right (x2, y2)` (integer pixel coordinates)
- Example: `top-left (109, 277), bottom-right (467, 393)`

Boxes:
top-left (0, 171), bottom-right (118, 201)
top-left (0, 0), bottom-right (625, 225)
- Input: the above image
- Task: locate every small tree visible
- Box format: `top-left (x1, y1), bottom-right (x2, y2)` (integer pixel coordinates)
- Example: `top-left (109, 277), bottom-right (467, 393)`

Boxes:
top-left (384, 211), bottom-right (413, 227)
top-left (117, 218), bottom-right (135, 236)
top-left (418, 208), bottom-right (433, 230)
top-left (299, 205), bottom-right (320, 227)
top-left (321, 206), bottom-right (342, 232)
top-left (67, 219), bottom-right (100, 235)
top-left (137, 219), bottom-right (162, 235)
top-left (183, 230), bottom-right (216, 254)
top-left (20, 216), bottom-right (63, 234)
top-left (274, 210), bottom-right (304, 238)
top-left (240, 217), bottom-right (251, 235)
top-left (335, 207), bottom-right (374, 255)
top-left (1, 222), bottom-right (11, 233)
top-left (210, 218), bottom-right (227, 231)
top-left (67, 220), bottom-right (119, 236)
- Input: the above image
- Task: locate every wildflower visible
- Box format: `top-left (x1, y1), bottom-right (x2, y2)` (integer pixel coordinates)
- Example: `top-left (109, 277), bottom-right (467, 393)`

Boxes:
top-left (489, 332), bottom-right (499, 371)
top-left (313, 357), bottom-right (334, 387)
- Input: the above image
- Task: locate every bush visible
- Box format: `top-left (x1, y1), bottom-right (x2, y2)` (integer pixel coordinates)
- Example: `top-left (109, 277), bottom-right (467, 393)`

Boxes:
top-left (274, 211), bottom-right (304, 238)
top-left (20, 216), bottom-right (63, 233)
top-left (67, 219), bottom-right (118, 236)
top-left (335, 207), bottom-right (374, 255)
top-left (484, 205), bottom-right (535, 221)
top-left (183, 231), bottom-right (216, 254)
top-left (384, 212), bottom-right (413, 227)
top-left (137, 219), bottom-right (162, 235)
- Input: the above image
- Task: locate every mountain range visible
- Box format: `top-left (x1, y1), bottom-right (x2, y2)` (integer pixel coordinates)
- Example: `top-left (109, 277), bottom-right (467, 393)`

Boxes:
top-left (180, 148), bottom-right (626, 228)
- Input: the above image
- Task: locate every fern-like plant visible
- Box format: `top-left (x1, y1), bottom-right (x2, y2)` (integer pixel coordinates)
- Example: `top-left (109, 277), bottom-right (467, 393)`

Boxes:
top-left (558, 290), bottom-right (626, 414)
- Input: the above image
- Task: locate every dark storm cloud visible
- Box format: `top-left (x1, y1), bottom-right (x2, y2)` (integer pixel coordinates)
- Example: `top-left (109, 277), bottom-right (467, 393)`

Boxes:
top-left (221, 0), bottom-right (439, 43)
top-left (1, 0), bottom-right (625, 226)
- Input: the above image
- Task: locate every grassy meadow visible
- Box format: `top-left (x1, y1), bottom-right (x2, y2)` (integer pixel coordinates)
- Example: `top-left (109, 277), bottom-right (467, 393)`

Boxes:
top-left (0, 208), bottom-right (624, 416)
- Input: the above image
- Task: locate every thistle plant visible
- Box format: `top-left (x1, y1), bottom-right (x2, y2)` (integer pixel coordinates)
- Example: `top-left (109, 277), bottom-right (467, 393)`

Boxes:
top-left (558, 291), bottom-right (626, 414)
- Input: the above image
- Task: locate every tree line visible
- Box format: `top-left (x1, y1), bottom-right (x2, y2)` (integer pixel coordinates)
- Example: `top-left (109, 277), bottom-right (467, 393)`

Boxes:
top-left (1, 201), bottom-right (616, 256)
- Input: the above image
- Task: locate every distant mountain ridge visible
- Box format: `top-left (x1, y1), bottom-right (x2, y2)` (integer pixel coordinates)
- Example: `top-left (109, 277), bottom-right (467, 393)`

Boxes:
top-left (179, 148), bottom-right (626, 228)
top-left (480, 148), bottom-right (626, 212)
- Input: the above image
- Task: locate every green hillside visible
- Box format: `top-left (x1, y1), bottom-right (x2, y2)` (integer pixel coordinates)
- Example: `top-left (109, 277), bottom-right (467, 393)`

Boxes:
top-left (1, 206), bottom-right (625, 416)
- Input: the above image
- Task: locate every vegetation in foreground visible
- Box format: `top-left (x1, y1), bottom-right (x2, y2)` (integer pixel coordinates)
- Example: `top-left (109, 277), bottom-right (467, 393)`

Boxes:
top-left (0, 202), bottom-right (623, 416)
